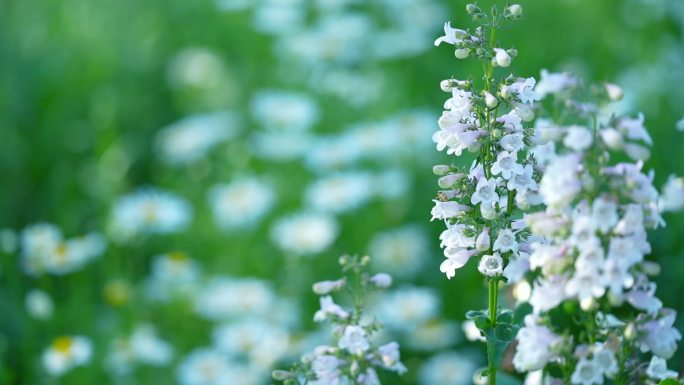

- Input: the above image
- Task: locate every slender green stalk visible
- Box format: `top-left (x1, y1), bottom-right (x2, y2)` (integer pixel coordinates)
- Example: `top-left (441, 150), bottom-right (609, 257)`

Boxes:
top-left (488, 277), bottom-right (499, 385)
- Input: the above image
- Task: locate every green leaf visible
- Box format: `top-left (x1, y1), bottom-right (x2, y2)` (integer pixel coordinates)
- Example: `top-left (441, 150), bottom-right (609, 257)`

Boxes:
top-left (466, 310), bottom-right (488, 320)
top-left (659, 380), bottom-right (682, 385)
top-left (497, 309), bottom-right (514, 324)
top-left (484, 321), bottom-right (520, 371)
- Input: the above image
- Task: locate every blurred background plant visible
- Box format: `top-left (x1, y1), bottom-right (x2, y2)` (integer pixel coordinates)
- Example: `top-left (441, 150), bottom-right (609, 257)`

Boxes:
top-left (0, 0), bottom-right (682, 384)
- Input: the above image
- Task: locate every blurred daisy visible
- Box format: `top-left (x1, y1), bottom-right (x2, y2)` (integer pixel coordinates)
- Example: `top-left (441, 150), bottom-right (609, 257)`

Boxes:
top-left (196, 277), bottom-right (276, 321)
top-left (252, 0), bottom-right (305, 36)
top-left (20, 223), bottom-right (106, 276)
top-left (145, 252), bottom-right (201, 302)
top-left (659, 175), bottom-right (684, 213)
top-left (304, 172), bottom-right (373, 214)
top-left (208, 177), bottom-right (276, 228)
top-left (106, 324), bottom-right (174, 375)
top-left (25, 289), bottom-right (53, 320)
top-left (177, 348), bottom-right (231, 385)
top-left (374, 286), bottom-right (440, 332)
top-left (418, 351), bottom-right (478, 385)
top-left (42, 336), bottom-right (93, 376)
top-left (167, 47), bottom-right (227, 90)
top-left (250, 131), bottom-right (314, 161)
top-left (212, 318), bottom-right (290, 369)
top-left (109, 188), bottom-right (192, 241)
top-left (155, 111), bottom-right (239, 165)
top-left (270, 212), bottom-right (339, 255)
top-left (251, 90), bottom-right (319, 132)
top-left (368, 225), bottom-right (428, 278)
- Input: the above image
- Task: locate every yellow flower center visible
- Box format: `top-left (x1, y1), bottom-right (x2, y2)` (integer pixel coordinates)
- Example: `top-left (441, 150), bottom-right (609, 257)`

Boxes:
top-left (52, 337), bottom-right (73, 353)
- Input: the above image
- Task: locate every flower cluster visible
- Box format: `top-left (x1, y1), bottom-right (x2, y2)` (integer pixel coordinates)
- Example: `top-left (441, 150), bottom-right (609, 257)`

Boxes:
top-left (273, 255), bottom-right (406, 385)
top-left (511, 71), bottom-right (682, 384)
top-left (431, 4), bottom-right (542, 383)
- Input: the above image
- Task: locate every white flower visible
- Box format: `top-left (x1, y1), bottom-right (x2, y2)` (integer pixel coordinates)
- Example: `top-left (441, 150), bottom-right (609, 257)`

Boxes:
top-left (540, 154), bottom-right (581, 208)
top-left (500, 132), bottom-right (525, 152)
top-left (677, 117), bottom-right (684, 132)
top-left (26, 289), bottom-right (53, 320)
top-left (434, 21), bottom-right (467, 46)
top-left (497, 110), bottom-right (523, 132)
top-left (471, 177), bottom-right (500, 205)
top-left (493, 48), bottom-right (511, 67)
top-left (310, 353), bottom-right (344, 385)
top-left (566, 270), bottom-right (606, 302)
top-left (508, 4), bottom-right (523, 16)
top-left (570, 357), bottom-right (604, 385)
top-left (638, 309), bottom-right (682, 359)
top-left (42, 336), bottom-right (93, 376)
top-left (475, 227), bottom-right (491, 251)
top-left (305, 172), bottom-right (374, 214)
top-left (212, 319), bottom-right (288, 368)
top-left (478, 253), bottom-right (504, 277)
top-left (563, 125), bottom-right (593, 152)
top-left (485, 92), bottom-right (497, 108)
top-left (155, 111), bottom-right (238, 165)
top-left (593, 343), bottom-right (618, 376)
top-left (177, 348), bottom-right (231, 385)
top-left (513, 315), bottom-right (562, 372)
top-left (313, 278), bottom-right (346, 295)
top-left (145, 252), bottom-right (201, 302)
top-left (270, 212), bottom-right (339, 255)
top-left (251, 90), bottom-right (319, 132)
top-left (626, 280), bottom-right (662, 314)
top-left (338, 325), bottom-right (370, 355)
top-left (370, 273), bottom-right (393, 289)
top-left (369, 226), bottom-right (427, 278)
top-left (600, 256), bottom-right (634, 296)
top-left (440, 224), bottom-right (476, 249)
top-left (418, 351), bottom-right (477, 385)
top-left (604, 83), bottom-right (623, 101)
top-left (504, 252), bottom-right (530, 283)
top-left (534, 69), bottom-right (577, 97)
top-left (591, 197), bottom-right (618, 233)
top-left (377, 342), bottom-right (407, 374)
top-left (375, 287), bottom-right (439, 332)
top-left (110, 189), bottom-right (193, 241)
top-left (509, 77), bottom-right (541, 105)
top-left (659, 175), bottom-right (684, 213)
top-left (607, 236), bottom-right (643, 267)
top-left (507, 164), bottom-right (537, 194)
top-left (314, 296), bottom-right (350, 322)
top-left (196, 277), bottom-right (275, 320)
top-left (617, 113), bottom-right (652, 145)
top-left (491, 151), bottom-right (524, 180)
top-left (493, 229), bottom-right (519, 253)
top-left (530, 275), bottom-right (568, 314)
top-left (441, 249), bottom-right (479, 279)
top-left (599, 128), bottom-right (624, 150)
top-left (646, 356), bottom-right (678, 380)
top-left (128, 324), bottom-right (174, 367)
top-left (208, 177), bottom-right (276, 228)
top-left (431, 200), bottom-right (471, 221)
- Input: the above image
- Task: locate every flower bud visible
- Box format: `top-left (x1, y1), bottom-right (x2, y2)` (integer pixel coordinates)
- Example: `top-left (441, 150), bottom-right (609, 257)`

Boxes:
top-left (313, 278), bottom-right (346, 295)
top-left (508, 4), bottom-right (523, 16)
top-left (455, 48), bottom-right (470, 59)
top-left (599, 128), bottom-right (623, 150)
top-left (272, 370), bottom-right (295, 381)
top-left (440, 79), bottom-right (454, 92)
top-left (480, 203), bottom-right (497, 220)
top-left (605, 83), bottom-right (623, 101)
top-left (491, 128), bottom-right (502, 138)
top-left (485, 92), bottom-right (497, 108)
top-left (370, 273), bottom-right (393, 289)
top-left (433, 164), bottom-right (451, 176)
top-left (438, 173), bottom-right (464, 189)
top-left (466, 4), bottom-right (480, 14)
top-left (624, 323), bottom-right (637, 341)
top-left (493, 48), bottom-right (511, 67)
top-left (500, 84), bottom-right (510, 98)
top-left (475, 227), bottom-right (490, 251)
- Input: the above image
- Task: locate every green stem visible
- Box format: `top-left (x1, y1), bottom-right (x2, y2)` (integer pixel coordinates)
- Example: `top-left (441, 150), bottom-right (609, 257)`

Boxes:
top-left (488, 277), bottom-right (499, 385)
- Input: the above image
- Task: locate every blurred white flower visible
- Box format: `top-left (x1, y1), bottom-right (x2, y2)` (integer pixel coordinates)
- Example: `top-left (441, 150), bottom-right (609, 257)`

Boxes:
top-left (252, 0), bottom-right (305, 36)
top-left (659, 175), bottom-right (684, 213)
top-left (42, 336), bottom-right (93, 376)
top-left (107, 324), bottom-right (174, 375)
top-left (20, 223), bottom-right (106, 276)
top-left (25, 289), bottom-right (53, 320)
top-left (534, 69), bottom-right (577, 97)
top-left (418, 351), bottom-right (477, 385)
top-left (338, 325), bottom-right (370, 354)
top-left (513, 315), bottom-right (563, 372)
top-left (208, 177), bottom-right (276, 228)
top-left (213, 319), bottom-right (290, 369)
top-left (251, 90), bottom-right (319, 132)
top-left (570, 357), bottom-right (603, 385)
top-left (270, 212), bottom-right (339, 255)
top-left (374, 287), bottom-right (439, 332)
top-left (167, 48), bottom-right (227, 90)
top-left (177, 348), bottom-right (231, 385)
top-left (646, 355), bottom-right (678, 380)
top-left (155, 111), bottom-right (239, 165)
top-left (304, 172), bottom-right (373, 214)
top-left (368, 226), bottom-right (427, 278)
top-left (145, 252), bottom-right (201, 302)
top-left (196, 277), bottom-right (276, 320)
